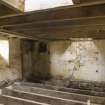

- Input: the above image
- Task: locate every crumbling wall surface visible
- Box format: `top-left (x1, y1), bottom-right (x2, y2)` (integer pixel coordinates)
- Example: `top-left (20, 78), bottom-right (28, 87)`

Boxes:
top-left (49, 40), bottom-right (105, 82)
top-left (0, 38), bottom-right (22, 82)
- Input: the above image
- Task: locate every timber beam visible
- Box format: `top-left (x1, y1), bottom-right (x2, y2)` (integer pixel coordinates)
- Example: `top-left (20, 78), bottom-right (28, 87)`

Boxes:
top-left (0, 1), bottom-right (105, 26)
top-left (1, 16), bottom-right (105, 39)
top-left (0, 0), bottom-right (22, 16)
top-left (0, 29), bottom-right (37, 40)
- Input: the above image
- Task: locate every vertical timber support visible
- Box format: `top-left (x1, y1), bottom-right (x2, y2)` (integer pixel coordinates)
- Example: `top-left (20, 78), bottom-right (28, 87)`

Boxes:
top-left (9, 38), bottom-right (22, 80)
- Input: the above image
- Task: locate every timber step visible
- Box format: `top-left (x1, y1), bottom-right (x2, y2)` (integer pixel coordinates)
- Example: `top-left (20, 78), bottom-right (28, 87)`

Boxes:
top-left (2, 87), bottom-right (88, 105)
top-left (0, 94), bottom-right (49, 105)
top-left (0, 82), bottom-right (105, 105)
top-left (12, 84), bottom-right (105, 104)
top-left (17, 82), bottom-right (105, 97)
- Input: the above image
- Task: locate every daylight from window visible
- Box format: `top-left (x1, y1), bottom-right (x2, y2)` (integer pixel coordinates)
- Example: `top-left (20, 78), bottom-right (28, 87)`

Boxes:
top-left (0, 40), bottom-right (9, 63)
top-left (25, 0), bottom-right (73, 11)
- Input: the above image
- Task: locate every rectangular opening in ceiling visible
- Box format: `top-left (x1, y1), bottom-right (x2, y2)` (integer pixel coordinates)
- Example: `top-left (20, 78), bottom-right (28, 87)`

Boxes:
top-left (25, 0), bottom-right (73, 12)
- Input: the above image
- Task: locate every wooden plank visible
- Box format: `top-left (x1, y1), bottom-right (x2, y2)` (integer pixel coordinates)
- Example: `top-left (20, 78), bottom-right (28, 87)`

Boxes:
top-left (1, 16), bottom-right (105, 39)
top-left (0, 1), bottom-right (105, 26)
top-left (0, 0), bottom-right (22, 16)
top-left (2, 88), bottom-right (87, 105)
top-left (6, 25), bottom-right (105, 39)
top-left (12, 85), bottom-right (105, 104)
top-left (18, 82), bottom-right (105, 97)
top-left (3, 24), bottom-right (105, 39)
top-left (0, 95), bottom-right (49, 105)
top-left (2, 25), bottom-right (105, 39)
top-left (3, 16), bottom-right (105, 30)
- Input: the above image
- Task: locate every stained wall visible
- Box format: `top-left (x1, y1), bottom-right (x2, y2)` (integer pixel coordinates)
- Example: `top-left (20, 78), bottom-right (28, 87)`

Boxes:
top-left (49, 40), bottom-right (105, 82)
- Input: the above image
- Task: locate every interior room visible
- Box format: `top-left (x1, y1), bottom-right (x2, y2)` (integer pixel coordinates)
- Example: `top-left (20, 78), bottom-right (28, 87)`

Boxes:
top-left (0, 0), bottom-right (105, 105)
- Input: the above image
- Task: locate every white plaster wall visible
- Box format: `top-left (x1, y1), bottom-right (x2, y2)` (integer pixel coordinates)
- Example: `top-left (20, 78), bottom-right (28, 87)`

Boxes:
top-left (49, 40), bottom-right (105, 82)
top-left (25, 0), bottom-right (73, 11)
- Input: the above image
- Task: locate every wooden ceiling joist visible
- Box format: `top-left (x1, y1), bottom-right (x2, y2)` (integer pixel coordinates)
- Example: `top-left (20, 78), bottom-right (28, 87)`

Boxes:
top-left (0, 29), bottom-right (37, 40)
top-left (2, 25), bottom-right (105, 40)
top-left (1, 1), bottom-right (105, 40)
top-left (3, 16), bottom-right (105, 30)
top-left (0, 1), bottom-right (105, 26)
top-left (2, 16), bottom-right (105, 40)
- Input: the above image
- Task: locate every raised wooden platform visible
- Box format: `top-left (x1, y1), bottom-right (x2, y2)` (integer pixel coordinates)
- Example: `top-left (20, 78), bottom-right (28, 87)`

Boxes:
top-left (0, 82), bottom-right (105, 105)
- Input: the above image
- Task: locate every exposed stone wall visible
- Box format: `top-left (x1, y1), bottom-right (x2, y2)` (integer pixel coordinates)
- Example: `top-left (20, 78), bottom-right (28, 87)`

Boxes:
top-left (49, 40), bottom-right (105, 82)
